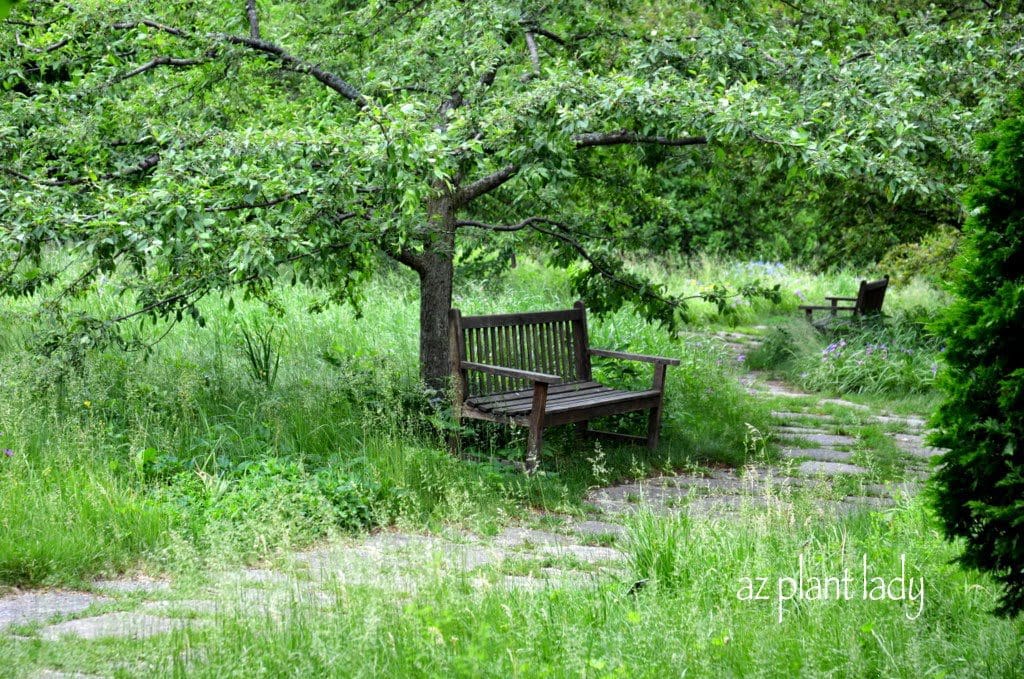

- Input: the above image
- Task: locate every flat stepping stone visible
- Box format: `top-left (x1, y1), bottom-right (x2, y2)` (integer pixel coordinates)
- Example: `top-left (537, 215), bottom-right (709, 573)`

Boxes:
top-left (754, 381), bottom-right (810, 398)
top-left (772, 411), bottom-right (838, 422)
top-left (1, 591), bottom-right (112, 631)
top-left (819, 398), bottom-right (871, 411)
top-left (777, 432), bottom-right (858, 447)
top-left (782, 447), bottom-right (855, 463)
top-left (140, 599), bottom-right (221, 616)
top-left (535, 544), bottom-right (625, 563)
top-left (872, 414), bottom-right (926, 430)
top-left (91, 578), bottom-right (170, 594)
top-left (568, 520), bottom-right (627, 537)
top-left (40, 612), bottom-right (179, 640)
top-left (776, 425), bottom-right (835, 435)
top-left (798, 461), bottom-right (868, 476)
top-left (492, 527), bottom-right (574, 548)
top-left (888, 433), bottom-right (945, 458)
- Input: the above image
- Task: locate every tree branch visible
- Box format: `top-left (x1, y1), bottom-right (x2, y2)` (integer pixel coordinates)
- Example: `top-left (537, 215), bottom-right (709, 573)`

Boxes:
top-left (573, 131), bottom-right (708, 148)
top-left (14, 34), bottom-right (70, 53)
top-left (110, 56), bottom-right (207, 84)
top-left (523, 30), bottom-right (540, 80)
top-left (210, 189), bottom-right (309, 212)
top-left (531, 26), bottom-right (567, 46)
top-left (453, 164), bottom-right (520, 206)
top-left (7, 153), bottom-right (161, 187)
top-left (112, 19), bottom-right (190, 38)
top-left (110, 19), bottom-right (365, 107)
top-left (220, 34), bottom-right (366, 107)
top-left (245, 0), bottom-right (260, 39)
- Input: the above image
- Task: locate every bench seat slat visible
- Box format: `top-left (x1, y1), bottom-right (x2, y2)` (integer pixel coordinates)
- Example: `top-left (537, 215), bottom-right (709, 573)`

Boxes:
top-left (468, 381), bottom-right (605, 409)
top-left (476, 386), bottom-right (661, 416)
top-left (487, 387), bottom-right (617, 414)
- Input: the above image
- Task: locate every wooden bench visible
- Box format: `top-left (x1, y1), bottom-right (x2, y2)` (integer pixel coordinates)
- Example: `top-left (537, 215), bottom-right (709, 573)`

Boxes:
top-left (448, 301), bottom-right (679, 472)
top-left (799, 275), bottom-right (889, 322)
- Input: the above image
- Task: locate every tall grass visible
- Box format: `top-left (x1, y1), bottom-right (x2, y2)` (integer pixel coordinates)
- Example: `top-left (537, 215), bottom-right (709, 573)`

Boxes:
top-left (50, 496), bottom-right (1016, 678)
top-left (0, 260), bottom-right (765, 584)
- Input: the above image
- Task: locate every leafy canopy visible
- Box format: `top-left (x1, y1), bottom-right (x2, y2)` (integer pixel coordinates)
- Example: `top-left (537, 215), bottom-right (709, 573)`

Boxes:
top-left (2, 0), bottom-right (1022, 354)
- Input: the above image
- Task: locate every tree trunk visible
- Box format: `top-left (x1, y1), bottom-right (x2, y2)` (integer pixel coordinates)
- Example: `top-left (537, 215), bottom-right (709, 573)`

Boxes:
top-left (409, 198), bottom-right (456, 392)
top-left (417, 249), bottom-right (454, 392)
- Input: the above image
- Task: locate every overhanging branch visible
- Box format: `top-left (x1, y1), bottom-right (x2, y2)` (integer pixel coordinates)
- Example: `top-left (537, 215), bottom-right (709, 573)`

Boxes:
top-left (110, 18), bottom-right (365, 107)
top-left (573, 131), bottom-right (708, 148)
top-left (4, 153), bottom-right (161, 187)
top-left (454, 164), bottom-right (520, 206)
top-left (220, 34), bottom-right (366, 107)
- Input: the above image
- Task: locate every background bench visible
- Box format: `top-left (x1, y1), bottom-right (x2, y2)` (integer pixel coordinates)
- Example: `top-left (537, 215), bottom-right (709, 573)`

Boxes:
top-left (799, 275), bottom-right (889, 322)
top-left (449, 301), bottom-right (679, 472)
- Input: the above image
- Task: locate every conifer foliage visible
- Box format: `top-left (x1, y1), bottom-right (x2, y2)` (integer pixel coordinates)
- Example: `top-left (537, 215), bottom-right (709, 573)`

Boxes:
top-left (932, 99), bottom-right (1024, 617)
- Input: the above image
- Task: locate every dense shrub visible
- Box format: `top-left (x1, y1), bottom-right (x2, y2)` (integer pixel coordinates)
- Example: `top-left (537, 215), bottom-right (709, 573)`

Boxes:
top-left (879, 224), bottom-right (961, 286)
top-left (931, 102), bottom-right (1024, 617)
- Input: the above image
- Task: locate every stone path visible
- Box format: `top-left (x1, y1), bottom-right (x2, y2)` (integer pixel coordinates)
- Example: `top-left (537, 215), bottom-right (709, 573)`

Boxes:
top-left (1, 329), bottom-right (943, 655)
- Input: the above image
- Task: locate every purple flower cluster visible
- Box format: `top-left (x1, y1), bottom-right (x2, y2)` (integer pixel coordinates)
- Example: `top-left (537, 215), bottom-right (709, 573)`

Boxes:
top-left (864, 343), bottom-right (889, 357)
top-left (1, 432), bottom-right (11, 458)
top-left (821, 339), bottom-right (847, 360)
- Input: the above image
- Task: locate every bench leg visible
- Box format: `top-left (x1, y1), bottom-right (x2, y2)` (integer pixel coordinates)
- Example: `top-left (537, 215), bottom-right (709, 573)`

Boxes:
top-left (447, 409), bottom-right (462, 458)
top-left (647, 364), bottom-right (668, 451)
top-left (524, 382), bottom-right (549, 474)
top-left (646, 402), bottom-right (663, 450)
top-left (526, 424), bottom-right (544, 474)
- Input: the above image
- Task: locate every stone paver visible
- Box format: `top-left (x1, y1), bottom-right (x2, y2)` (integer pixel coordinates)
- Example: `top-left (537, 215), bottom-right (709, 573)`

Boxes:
top-left (569, 520), bottom-right (627, 538)
top-left (772, 411), bottom-right (839, 422)
top-left (777, 431), bottom-right (858, 447)
top-left (889, 433), bottom-right (944, 458)
top-left (40, 612), bottom-right (180, 640)
top-left (798, 461), bottom-right (869, 476)
top-left (91, 578), bottom-right (170, 594)
top-left (0, 592), bottom-right (111, 631)
top-left (781, 447), bottom-right (855, 462)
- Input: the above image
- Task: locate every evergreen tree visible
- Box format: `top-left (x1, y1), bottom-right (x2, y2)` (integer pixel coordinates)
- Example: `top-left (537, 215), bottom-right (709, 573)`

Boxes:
top-left (932, 98), bottom-right (1024, 617)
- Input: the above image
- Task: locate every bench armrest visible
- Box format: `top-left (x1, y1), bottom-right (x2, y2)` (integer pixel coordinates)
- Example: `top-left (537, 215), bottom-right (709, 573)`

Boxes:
top-left (799, 305), bottom-right (856, 311)
top-left (824, 296), bottom-right (858, 302)
top-left (589, 348), bottom-right (681, 366)
top-left (461, 361), bottom-right (562, 384)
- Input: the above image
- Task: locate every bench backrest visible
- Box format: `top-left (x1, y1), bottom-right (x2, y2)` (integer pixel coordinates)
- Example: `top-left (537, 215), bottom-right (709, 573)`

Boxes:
top-left (855, 276), bottom-right (889, 315)
top-left (449, 301), bottom-right (592, 398)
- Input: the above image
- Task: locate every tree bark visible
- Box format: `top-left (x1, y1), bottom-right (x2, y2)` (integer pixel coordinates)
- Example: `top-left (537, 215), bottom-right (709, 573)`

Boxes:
top-left (413, 200), bottom-right (457, 392)
top-left (417, 249), bottom-right (454, 392)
